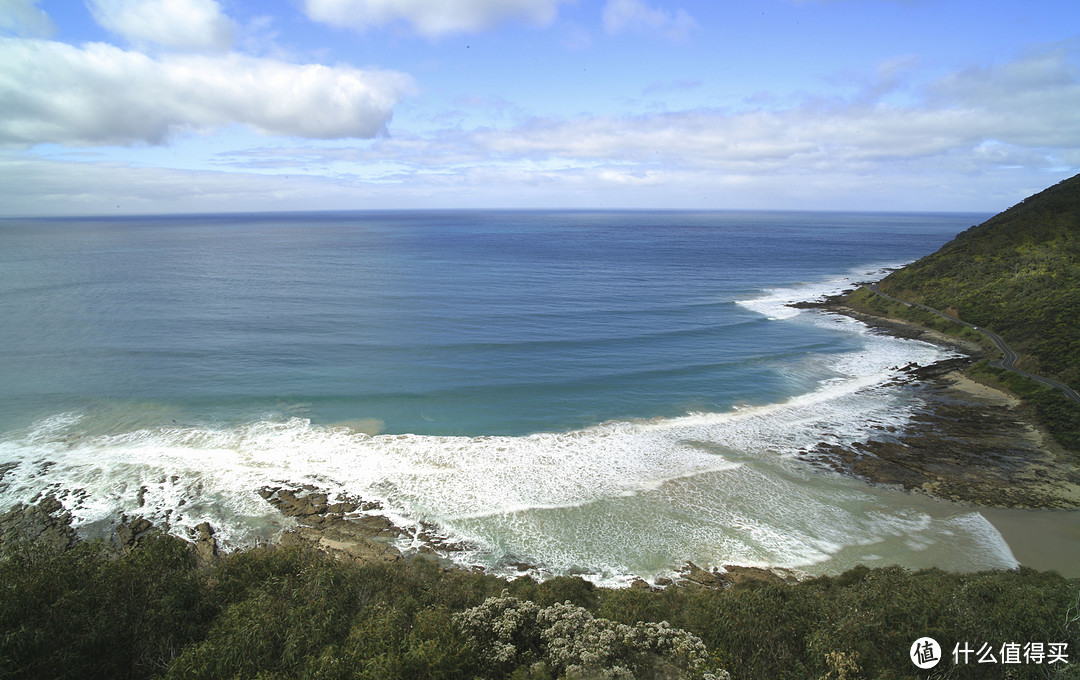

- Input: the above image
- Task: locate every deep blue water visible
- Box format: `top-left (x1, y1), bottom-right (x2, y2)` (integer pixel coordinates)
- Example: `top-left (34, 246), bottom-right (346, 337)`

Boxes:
top-left (0, 210), bottom-right (983, 436)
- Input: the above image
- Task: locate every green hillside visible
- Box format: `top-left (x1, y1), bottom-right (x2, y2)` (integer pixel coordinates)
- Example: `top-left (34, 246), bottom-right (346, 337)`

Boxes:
top-left (878, 174), bottom-right (1080, 390)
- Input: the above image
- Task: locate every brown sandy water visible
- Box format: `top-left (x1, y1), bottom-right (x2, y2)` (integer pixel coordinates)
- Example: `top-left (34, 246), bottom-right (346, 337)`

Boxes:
top-left (982, 508), bottom-right (1080, 577)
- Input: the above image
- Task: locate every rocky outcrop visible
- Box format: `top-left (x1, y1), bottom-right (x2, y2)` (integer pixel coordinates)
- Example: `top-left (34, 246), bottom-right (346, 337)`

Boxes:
top-left (0, 494), bottom-right (78, 552)
top-left (260, 486), bottom-right (405, 564)
top-left (678, 562), bottom-right (802, 590)
top-left (794, 293), bottom-right (1080, 509)
top-left (2, 484), bottom-right (435, 569)
top-left (192, 521), bottom-right (218, 567)
top-left (0, 493), bottom-right (226, 571)
top-left (799, 367), bottom-right (1080, 509)
top-left (115, 516), bottom-right (156, 552)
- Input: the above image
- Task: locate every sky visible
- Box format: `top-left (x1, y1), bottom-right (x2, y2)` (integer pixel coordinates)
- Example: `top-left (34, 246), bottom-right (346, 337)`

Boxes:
top-left (1, 0), bottom-right (1078, 215)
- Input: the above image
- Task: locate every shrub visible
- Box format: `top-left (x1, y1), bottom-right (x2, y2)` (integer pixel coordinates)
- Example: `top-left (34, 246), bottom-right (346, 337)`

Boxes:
top-left (456, 592), bottom-right (729, 680)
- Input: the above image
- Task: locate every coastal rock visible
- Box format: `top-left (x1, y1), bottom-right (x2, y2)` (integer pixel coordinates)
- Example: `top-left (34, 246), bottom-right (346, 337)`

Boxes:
top-left (678, 562), bottom-right (802, 589)
top-left (271, 489), bottom-right (328, 517)
top-left (115, 515), bottom-right (157, 552)
top-left (326, 501), bottom-right (358, 514)
top-left (804, 296), bottom-right (1080, 509)
top-left (192, 521), bottom-right (219, 567)
top-left (800, 370), bottom-right (1080, 509)
top-left (718, 565), bottom-right (800, 587)
top-left (0, 494), bottom-right (78, 552)
top-left (681, 563), bottom-right (726, 588)
top-left (279, 518), bottom-right (402, 564)
top-left (259, 486), bottom-right (406, 564)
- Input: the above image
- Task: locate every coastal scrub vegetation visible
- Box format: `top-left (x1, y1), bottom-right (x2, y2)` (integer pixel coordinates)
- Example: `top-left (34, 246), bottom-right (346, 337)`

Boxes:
top-left (876, 173), bottom-right (1080, 392)
top-left (2, 535), bottom-right (1078, 680)
top-left (843, 286), bottom-right (990, 348)
top-left (842, 173), bottom-right (1080, 449)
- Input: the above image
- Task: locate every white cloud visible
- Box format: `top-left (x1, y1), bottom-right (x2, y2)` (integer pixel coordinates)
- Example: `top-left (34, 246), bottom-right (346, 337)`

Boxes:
top-left (0, 38), bottom-right (415, 146)
top-left (4, 146), bottom-right (1065, 216)
top-left (927, 47), bottom-right (1080, 147)
top-left (212, 44), bottom-right (1079, 185)
top-left (0, 154), bottom-right (358, 214)
top-left (87, 0), bottom-right (235, 52)
top-left (0, 0), bottom-right (53, 36)
top-left (601, 0), bottom-right (696, 41)
top-left (460, 46), bottom-right (1080, 173)
top-left (303, 0), bottom-right (573, 36)
top-left (4, 43), bottom-right (1077, 215)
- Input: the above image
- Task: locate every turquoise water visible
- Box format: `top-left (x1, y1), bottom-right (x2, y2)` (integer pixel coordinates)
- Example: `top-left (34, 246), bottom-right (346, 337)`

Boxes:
top-left (2, 210), bottom-right (1023, 583)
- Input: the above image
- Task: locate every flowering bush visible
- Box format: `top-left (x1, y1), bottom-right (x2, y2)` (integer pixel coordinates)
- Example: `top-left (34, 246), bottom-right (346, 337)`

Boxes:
top-left (455, 592), bottom-right (729, 680)
top-left (454, 591), bottom-right (544, 675)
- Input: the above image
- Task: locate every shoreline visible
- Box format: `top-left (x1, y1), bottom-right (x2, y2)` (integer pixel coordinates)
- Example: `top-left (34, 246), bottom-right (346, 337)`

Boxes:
top-left (796, 292), bottom-right (1080, 510)
top-left (0, 487), bottom-right (809, 590)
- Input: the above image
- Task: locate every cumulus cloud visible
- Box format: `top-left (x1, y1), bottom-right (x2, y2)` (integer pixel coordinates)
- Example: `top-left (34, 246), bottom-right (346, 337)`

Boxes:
top-left (0, 0), bottom-right (53, 36)
top-left (303, 0), bottom-right (572, 36)
top-left (5, 41), bottom-right (1077, 214)
top-left (601, 0), bottom-right (696, 41)
top-left (0, 38), bottom-right (415, 146)
top-left (87, 0), bottom-right (235, 51)
top-left (213, 44), bottom-right (1079, 186)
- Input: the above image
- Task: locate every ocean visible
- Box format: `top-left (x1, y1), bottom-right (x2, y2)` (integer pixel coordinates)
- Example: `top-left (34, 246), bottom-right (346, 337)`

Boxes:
top-left (1, 209), bottom-right (1024, 584)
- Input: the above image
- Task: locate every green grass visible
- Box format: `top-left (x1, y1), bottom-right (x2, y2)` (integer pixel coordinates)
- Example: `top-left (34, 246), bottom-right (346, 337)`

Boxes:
top-left (2, 536), bottom-right (1078, 680)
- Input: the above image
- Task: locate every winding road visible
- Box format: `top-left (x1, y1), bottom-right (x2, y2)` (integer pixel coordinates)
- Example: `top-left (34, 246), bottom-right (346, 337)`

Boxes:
top-left (864, 284), bottom-right (1080, 404)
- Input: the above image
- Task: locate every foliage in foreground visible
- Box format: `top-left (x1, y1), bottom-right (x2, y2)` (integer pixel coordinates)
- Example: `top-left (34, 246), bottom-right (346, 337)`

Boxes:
top-left (455, 592), bottom-right (726, 679)
top-left (1, 536), bottom-right (1078, 680)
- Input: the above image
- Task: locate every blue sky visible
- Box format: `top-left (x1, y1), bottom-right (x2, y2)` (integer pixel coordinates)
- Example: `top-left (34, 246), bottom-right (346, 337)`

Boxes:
top-left (1, 0), bottom-right (1078, 215)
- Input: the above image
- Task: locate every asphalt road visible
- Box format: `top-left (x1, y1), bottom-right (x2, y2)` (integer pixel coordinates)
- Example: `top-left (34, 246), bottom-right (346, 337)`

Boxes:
top-left (864, 284), bottom-right (1080, 404)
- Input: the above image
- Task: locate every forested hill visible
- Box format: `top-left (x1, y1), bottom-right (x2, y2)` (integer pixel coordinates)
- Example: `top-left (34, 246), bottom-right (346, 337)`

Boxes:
top-left (878, 173), bottom-right (1080, 390)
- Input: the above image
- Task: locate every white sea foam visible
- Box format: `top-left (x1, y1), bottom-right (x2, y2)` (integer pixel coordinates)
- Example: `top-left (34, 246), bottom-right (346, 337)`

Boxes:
top-left (0, 261), bottom-right (1012, 583)
top-left (0, 414), bottom-right (738, 549)
top-left (735, 262), bottom-right (907, 320)
top-left (0, 348), bottom-right (1013, 583)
